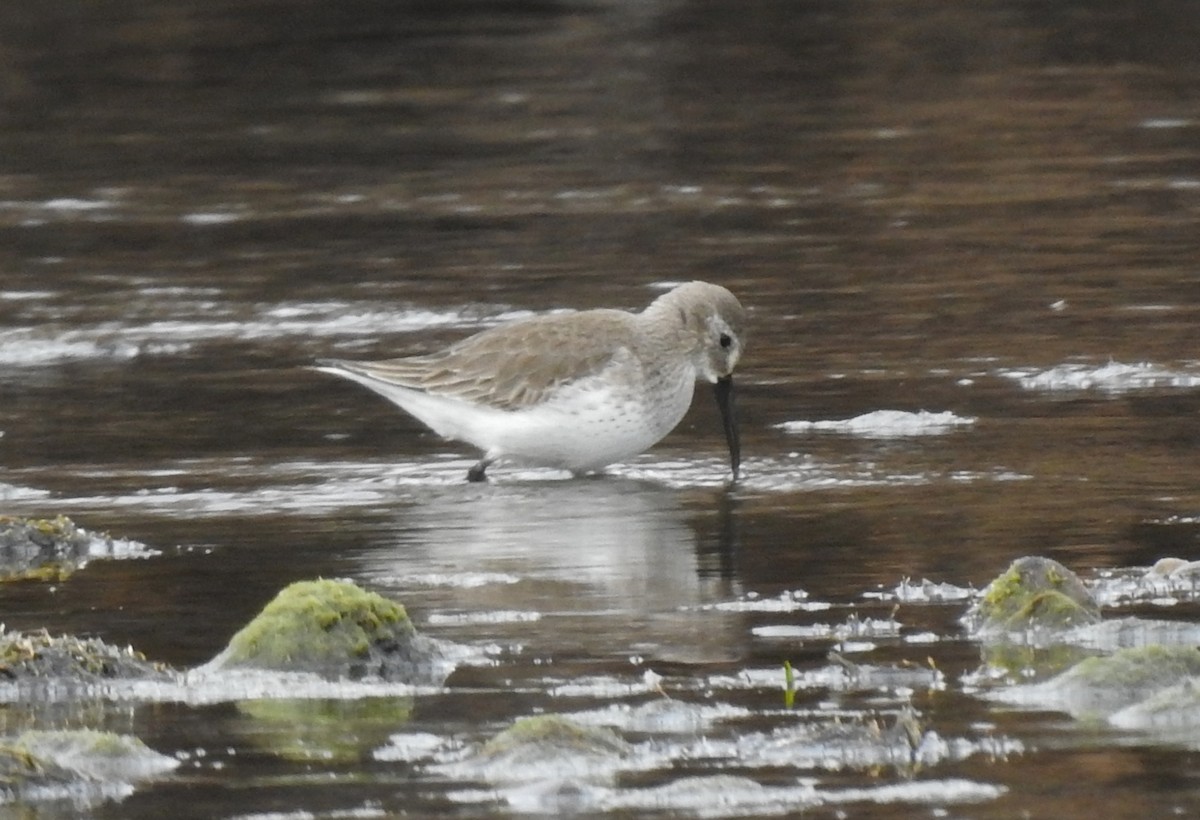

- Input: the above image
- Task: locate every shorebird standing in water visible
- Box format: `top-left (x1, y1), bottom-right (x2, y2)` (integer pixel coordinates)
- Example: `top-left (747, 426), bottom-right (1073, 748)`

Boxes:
top-left (315, 281), bottom-right (745, 482)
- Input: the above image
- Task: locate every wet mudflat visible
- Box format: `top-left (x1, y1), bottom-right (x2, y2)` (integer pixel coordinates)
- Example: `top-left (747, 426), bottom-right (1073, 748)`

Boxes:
top-left (2, 0), bottom-right (1200, 816)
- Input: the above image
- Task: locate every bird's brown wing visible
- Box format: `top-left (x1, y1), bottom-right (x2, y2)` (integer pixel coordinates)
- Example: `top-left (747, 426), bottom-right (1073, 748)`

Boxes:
top-left (331, 310), bottom-right (635, 411)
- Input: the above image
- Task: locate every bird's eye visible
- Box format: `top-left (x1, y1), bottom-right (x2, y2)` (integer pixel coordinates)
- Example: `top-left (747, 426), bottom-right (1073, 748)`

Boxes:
top-left (719, 333), bottom-right (733, 349)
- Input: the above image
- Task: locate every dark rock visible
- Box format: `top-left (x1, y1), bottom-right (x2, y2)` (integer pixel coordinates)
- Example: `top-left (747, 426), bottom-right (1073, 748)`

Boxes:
top-left (0, 628), bottom-right (172, 691)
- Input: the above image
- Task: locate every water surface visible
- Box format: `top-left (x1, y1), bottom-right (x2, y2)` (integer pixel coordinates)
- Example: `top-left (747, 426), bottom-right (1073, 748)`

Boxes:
top-left (3, 0), bottom-right (1200, 816)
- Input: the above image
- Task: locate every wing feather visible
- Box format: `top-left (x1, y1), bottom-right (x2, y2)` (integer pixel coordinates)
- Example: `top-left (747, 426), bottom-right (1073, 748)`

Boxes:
top-left (326, 310), bottom-right (636, 411)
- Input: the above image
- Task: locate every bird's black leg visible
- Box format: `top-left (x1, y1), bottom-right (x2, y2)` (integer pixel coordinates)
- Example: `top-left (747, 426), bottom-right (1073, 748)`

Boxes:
top-left (467, 458), bottom-right (492, 483)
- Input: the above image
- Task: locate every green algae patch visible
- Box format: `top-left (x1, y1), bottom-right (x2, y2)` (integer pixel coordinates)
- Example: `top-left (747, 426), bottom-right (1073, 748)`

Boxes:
top-left (1066, 645), bottom-right (1200, 696)
top-left (966, 556), bottom-right (1100, 635)
top-left (995, 645), bottom-right (1200, 720)
top-left (236, 697), bottom-right (414, 763)
top-left (978, 640), bottom-right (1095, 682)
top-left (206, 579), bottom-right (452, 684)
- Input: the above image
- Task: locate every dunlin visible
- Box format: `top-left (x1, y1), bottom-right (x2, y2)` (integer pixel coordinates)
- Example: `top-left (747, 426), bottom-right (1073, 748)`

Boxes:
top-left (314, 281), bottom-right (745, 482)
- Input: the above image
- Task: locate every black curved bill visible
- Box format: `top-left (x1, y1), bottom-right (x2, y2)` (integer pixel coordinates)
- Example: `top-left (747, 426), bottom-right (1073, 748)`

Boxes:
top-left (714, 375), bottom-right (740, 480)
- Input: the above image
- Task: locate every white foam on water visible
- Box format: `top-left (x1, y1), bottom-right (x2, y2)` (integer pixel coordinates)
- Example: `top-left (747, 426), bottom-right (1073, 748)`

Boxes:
top-left (0, 298), bottom-right (529, 367)
top-left (0, 331), bottom-right (143, 365)
top-left (122, 669), bottom-right (440, 707)
top-left (0, 290), bottom-right (55, 301)
top-left (1000, 361), bottom-right (1200, 393)
top-left (426, 610), bottom-right (541, 625)
top-left (1139, 117), bottom-right (1192, 129)
top-left (181, 211), bottom-right (241, 225)
top-left (0, 482), bottom-right (50, 502)
top-left (1088, 560), bottom-right (1200, 608)
top-left (547, 675), bottom-right (667, 699)
top-left (620, 455), bottom-right (1027, 493)
top-left (598, 774), bottom-right (1003, 816)
top-left (691, 590), bottom-right (832, 614)
top-left (373, 732), bottom-right (450, 762)
top-left (597, 776), bottom-right (819, 817)
top-left (3, 459), bottom-right (466, 517)
top-left (40, 197), bottom-right (116, 211)
top-left (237, 811), bottom-right (388, 820)
top-left (823, 778), bottom-right (1006, 806)
top-left (863, 578), bottom-right (976, 603)
top-left (2, 452), bottom-right (1037, 526)
top-left (383, 573), bottom-right (524, 590)
top-left (777, 410), bottom-right (976, 438)
top-left (750, 616), bottom-right (901, 641)
top-left (566, 700), bottom-right (752, 734)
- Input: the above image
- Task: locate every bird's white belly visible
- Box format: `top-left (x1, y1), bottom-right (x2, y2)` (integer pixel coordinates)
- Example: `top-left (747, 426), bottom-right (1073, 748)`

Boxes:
top-left (483, 378), bottom-right (696, 473)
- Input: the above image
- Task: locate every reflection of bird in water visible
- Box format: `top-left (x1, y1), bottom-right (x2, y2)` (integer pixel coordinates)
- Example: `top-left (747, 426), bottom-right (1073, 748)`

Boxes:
top-left (366, 479), bottom-right (744, 665)
top-left (315, 281), bottom-right (745, 482)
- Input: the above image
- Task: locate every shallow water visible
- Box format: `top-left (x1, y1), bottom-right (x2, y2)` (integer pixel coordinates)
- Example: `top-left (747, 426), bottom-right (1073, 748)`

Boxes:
top-left (3, 0), bottom-right (1200, 816)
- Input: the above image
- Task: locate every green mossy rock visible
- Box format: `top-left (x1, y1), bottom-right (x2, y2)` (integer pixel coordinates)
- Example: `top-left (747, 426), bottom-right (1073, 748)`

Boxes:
top-left (1061, 645), bottom-right (1200, 712)
top-left (997, 645), bottom-right (1200, 720)
top-left (966, 556), bottom-right (1100, 635)
top-left (0, 730), bottom-right (176, 805)
top-left (481, 715), bottom-right (630, 760)
top-left (460, 714), bottom-right (631, 786)
top-left (206, 579), bottom-right (450, 684)
top-left (1109, 676), bottom-right (1200, 731)
top-left (15, 729), bottom-right (178, 782)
